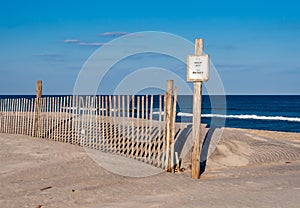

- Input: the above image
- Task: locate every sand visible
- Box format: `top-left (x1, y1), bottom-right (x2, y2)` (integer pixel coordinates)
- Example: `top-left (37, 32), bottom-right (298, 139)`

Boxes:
top-left (1, 128), bottom-right (300, 208)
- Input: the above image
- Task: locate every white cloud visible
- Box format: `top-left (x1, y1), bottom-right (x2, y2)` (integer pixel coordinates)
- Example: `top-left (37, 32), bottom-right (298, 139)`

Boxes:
top-left (64, 39), bottom-right (80, 43)
top-left (78, 42), bottom-right (106, 47)
top-left (98, 32), bottom-right (128, 37)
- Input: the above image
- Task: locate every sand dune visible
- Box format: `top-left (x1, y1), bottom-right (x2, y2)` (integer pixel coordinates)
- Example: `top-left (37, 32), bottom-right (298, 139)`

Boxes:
top-left (1, 128), bottom-right (300, 208)
top-left (208, 128), bottom-right (300, 169)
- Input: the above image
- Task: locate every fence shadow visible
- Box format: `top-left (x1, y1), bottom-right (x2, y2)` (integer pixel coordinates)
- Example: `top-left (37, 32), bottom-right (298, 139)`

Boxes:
top-left (174, 124), bottom-right (192, 167)
top-left (200, 125), bottom-right (219, 175)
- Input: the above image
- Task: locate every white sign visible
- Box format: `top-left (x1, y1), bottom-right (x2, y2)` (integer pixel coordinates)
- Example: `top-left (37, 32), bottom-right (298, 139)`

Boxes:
top-left (187, 55), bottom-right (209, 82)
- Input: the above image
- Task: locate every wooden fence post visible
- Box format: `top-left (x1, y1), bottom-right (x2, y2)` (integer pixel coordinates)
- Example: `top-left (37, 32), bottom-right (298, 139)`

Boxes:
top-left (35, 80), bottom-right (42, 137)
top-left (165, 80), bottom-right (175, 172)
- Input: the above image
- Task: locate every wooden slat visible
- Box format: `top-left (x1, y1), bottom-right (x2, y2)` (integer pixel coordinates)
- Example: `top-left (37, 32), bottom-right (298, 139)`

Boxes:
top-left (148, 95), bottom-right (154, 163)
top-left (109, 96), bottom-right (113, 151)
top-left (30, 98), bottom-right (35, 137)
top-left (3, 99), bottom-right (7, 133)
top-left (157, 94), bottom-right (162, 167)
top-left (113, 96), bottom-right (117, 152)
top-left (0, 99), bottom-right (3, 132)
top-left (14, 99), bottom-right (18, 134)
top-left (101, 96), bottom-right (105, 150)
top-left (9, 99), bottom-right (12, 134)
top-left (105, 96), bottom-right (109, 150)
top-left (59, 97), bottom-right (63, 142)
top-left (122, 95), bottom-right (126, 155)
top-left (141, 95), bottom-right (145, 161)
top-left (131, 95), bottom-right (135, 158)
top-left (136, 96), bottom-right (140, 159)
top-left (126, 95), bottom-right (130, 156)
top-left (79, 96), bottom-right (85, 146)
top-left (145, 95), bottom-right (149, 162)
top-left (117, 95), bottom-right (121, 153)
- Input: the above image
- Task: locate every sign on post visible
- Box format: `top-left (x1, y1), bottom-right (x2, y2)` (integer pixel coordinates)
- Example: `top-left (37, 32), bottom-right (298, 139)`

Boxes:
top-left (187, 54), bottom-right (209, 82)
top-left (187, 39), bottom-right (210, 179)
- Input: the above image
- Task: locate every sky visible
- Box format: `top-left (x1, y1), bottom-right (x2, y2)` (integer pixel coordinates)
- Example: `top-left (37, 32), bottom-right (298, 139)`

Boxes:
top-left (0, 0), bottom-right (300, 95)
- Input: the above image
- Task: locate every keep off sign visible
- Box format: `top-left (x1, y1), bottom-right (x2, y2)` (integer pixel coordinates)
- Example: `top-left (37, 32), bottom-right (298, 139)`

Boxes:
top-left (187, 54), bottom-right (209, 82)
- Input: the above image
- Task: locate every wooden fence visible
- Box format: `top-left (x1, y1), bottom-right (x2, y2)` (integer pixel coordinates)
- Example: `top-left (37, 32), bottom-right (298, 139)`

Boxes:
top-left (0, 93), bottom-right (181, 170)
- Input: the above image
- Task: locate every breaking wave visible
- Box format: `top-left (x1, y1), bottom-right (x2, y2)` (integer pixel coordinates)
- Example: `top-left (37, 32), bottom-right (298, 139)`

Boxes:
top-left (154, 111), bottom-right (300, 122)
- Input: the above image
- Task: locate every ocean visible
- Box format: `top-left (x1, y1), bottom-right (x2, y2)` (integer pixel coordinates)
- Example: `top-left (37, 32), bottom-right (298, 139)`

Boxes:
top-left (172, 95), bottom-right (300, 133)
top-left (0, 95), bottom-right (299, 133)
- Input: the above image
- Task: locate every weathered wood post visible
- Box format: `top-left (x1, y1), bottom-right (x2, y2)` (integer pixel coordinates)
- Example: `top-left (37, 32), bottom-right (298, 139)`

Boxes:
top-left (35, 80), bottom-right (42, 137)
top-left (187, 39), bottom-right (210, 179)
top-left (164, 80), bottom-right (175, 172)
top-left (36, 80), bottom-right (42, 99)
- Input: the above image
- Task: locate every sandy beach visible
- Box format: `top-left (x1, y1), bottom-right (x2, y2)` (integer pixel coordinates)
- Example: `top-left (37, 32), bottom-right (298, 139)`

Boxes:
top-left (1, 128), bottom-right (300, 208)
top-left (2, 0), bottom-right (300, 207)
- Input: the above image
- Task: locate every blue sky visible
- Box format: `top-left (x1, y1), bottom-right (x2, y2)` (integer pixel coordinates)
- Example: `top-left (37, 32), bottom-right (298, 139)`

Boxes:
top-left (0, 0), bottom-right (300, 95)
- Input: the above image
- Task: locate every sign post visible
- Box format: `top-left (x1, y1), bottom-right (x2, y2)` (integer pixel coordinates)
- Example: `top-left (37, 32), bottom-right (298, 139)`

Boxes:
top-left (187, 39), bottom-right (210, 179)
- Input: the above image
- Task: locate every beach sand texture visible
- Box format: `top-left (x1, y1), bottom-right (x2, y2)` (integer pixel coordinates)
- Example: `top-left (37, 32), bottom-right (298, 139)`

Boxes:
top-left (1, 128), bottom-right (300, 208)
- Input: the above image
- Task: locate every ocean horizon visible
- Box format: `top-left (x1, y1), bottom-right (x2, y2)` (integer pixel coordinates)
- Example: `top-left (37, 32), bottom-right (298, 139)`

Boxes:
top-left (0, 95), bottom-right (299, 133)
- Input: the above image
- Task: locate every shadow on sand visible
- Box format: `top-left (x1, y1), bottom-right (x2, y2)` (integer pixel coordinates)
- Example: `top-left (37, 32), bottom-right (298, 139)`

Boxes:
top-left (174, 124), bottom-right (220, 175)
